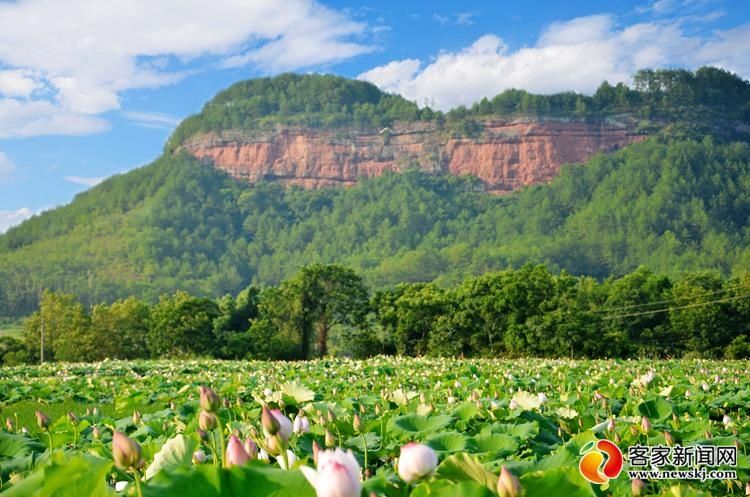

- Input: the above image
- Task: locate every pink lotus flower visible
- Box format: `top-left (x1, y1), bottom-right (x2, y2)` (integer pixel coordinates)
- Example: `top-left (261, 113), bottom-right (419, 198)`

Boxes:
top-left (226, 435), bottom-right (251, 467)
top-left (301, 448), bottom-right (361, 497)
top-left (397, 443), bottom-right (438, 483)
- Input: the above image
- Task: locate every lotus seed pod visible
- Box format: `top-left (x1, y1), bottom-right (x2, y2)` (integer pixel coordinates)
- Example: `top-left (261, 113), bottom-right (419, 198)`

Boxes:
top-left (497, 466), bottom-right (523, 497)
top-left (199, 386), bottom-right (220, 413)
top-left (35, 411), bottom-right (50, 430)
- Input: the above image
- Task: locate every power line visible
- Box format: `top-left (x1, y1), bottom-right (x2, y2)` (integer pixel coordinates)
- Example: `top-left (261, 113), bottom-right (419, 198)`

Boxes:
top-left (603, 293), bottom-right (750, 320)
top-left (594, 284), bottom-right (747, 313)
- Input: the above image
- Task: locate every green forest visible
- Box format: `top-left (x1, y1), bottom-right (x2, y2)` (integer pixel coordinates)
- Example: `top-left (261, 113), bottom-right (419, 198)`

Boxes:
top-left (0, 68), bottom-right (749, 320)
top-left (2, 263), bottom-right (748, 366)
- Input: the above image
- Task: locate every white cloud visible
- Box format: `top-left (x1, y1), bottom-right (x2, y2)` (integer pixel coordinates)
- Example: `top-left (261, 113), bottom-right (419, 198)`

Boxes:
top-left (0, 207), bottom-right (33, 233)
top-left (0, 152), bottom-right (17, 182)
top-left (0, 0), bottom-right (372, 138)
top-left (0, 70), bottom-right (38, 98)
top-left (0, 99), bottom-right (109, 139)
top-left (65, 176), bottom-right (105, 187)
top-left (359, 15), bottom-right (750, 110)
top-left (121, 111), bottom-right (182, 131)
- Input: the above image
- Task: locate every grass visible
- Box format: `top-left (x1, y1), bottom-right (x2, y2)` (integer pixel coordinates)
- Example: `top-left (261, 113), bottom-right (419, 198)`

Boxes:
top-left (0, 319), bottom-right (23, 339)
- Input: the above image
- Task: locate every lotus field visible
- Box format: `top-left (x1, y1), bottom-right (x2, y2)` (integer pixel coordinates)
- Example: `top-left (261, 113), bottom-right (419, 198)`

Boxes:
top-left (0, 357), bottom-right (748, 496)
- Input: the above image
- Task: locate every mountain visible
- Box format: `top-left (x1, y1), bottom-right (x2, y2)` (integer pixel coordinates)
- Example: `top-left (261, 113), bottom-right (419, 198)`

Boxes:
top-left (0, 68), bottom-right (748, 317)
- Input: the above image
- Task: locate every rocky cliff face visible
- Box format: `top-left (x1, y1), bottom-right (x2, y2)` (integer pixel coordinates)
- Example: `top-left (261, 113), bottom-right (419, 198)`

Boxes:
top-left (181, 119), bottom-right (644, 193)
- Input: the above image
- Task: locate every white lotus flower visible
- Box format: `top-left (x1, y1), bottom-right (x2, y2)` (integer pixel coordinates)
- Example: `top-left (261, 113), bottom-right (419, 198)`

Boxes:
top-left (397, 442), bottom-right (438, 483)
top-left (294, 414), bottom-right (310, 435)
top-left (301, 448), bottom-right (361, 497)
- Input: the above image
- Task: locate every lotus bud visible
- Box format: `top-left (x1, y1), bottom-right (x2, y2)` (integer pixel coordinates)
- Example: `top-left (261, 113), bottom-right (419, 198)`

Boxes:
top-left (312, 440), bottom-right (321, 465)
top-left (325, 429), bottom-right (335, 448)
top-left (278, 399), bottom-right (286, 409)
top-left (5, 417), bottom-right (15, 431)
top-left (745, 482), bottom-right (750, 496)
top-left (199, 386), bottom-right (220, 413)
top-left (192, 449), bottom-right (206, 464)
top-left (632, 478), bottom-right (646, 496)
top-left (722, 414), bottom-right (732, 427)
top-left (199, 411), bottom-right (218, 431)
top-left (614, 433), bottom-right (622, 444)
top-left (397, 443), bottom-right (438, 483)
top-left (196, 428), bottom-right (208, 442)
top-left (112, 431), bottom-right (144, 470)
top-left (92, 425), bottom-right (102, 440)
top-left (266, 434), bottom-right (284, 455)
top-left (67, 412), bottom-right (79, 425)
top-left (419, 393), bottom-right (427, 403)
top-left (704, 430), bottom-right (713, 439)
top-left (262, 406), bottom-right (280, 436)
top-left (169, 401), bottom-right (176, 411)
top-left (294, 414), bottom-right (310, 435)
top-left (277, 449), bottom-right (297, 470)
top-left (359, 403), bottom-right (366, 414)
top-left (223, 398), bottom-right (231, 409)
top-left (244, 439), bottom-right (258, 459)
top-left (327, 409), bottom-right (336, 423)
top-left (300, 448), bottom-right (361, 497)
top-left (86, 408), bottom-right (92, 416)
top-left (226, 435), bottom-right (251, 467)
top-left (664, 430), bottom-right (675, 446)
top-left (497, 466), bottom-right (523, 497)
top-left (132, 410), bottom-right (142, 425)
top-left (236, 398), bottom-right (243, 409)
top-left (353, 414), bottom-right (362, 433)
top-left (374, 404), bottom-right (381, 416)
top-left (35, 411), bottom-right (50, 430)
top-left (641, 417), bottom-right (652, 433)
top-left (593, 391), bottom-right (605, 402)
top-left (249, 426), bottom-right (259, 439)
top-left (258, 448), bottom-right (269, 461)
top-left (607, 418), bottom-right (616, 432)
top-left (21, 426), bottom-right (28, 434)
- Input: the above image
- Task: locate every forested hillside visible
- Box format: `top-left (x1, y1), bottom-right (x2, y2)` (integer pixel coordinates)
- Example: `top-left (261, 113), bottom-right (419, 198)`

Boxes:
top-left (1, 135), bottom-right (749, 317)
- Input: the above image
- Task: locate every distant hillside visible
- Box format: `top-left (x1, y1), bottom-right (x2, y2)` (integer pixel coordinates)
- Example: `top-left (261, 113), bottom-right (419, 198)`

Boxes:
top-left (1, 133), bottom-right (749, 317)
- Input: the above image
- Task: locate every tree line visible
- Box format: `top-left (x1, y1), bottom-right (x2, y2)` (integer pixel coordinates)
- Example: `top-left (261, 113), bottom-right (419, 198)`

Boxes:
top-left (167, 67), bottom-right (750, 151)
top-left (2, 263), bottom-right (748, 366)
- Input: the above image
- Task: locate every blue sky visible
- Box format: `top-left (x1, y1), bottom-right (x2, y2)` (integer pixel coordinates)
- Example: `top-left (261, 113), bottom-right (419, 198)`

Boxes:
top-left (0, 0), bottom-right (748, 231)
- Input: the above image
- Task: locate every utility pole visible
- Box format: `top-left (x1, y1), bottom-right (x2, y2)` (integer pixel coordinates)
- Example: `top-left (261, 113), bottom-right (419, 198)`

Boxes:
top-left (40, 316), bottom-right (45, 364)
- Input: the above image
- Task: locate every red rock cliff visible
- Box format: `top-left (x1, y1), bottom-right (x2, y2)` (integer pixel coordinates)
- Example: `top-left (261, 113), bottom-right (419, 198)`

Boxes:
top-left (181, 119), bottom-right (644, 193)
